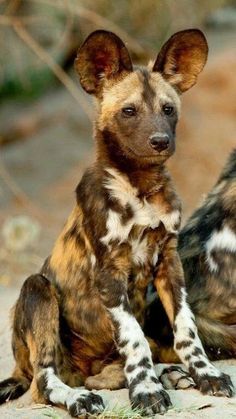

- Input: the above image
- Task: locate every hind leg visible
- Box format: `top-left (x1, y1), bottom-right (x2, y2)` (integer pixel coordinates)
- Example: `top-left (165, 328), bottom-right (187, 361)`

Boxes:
top-left (13, 274), bottom-right (105, 416)
top-left (85, 359), bottom-right (126, 390)
top-left (0, 340), bottom-right (31, 404)
top-left (0, 296), bottom-right (33, 404)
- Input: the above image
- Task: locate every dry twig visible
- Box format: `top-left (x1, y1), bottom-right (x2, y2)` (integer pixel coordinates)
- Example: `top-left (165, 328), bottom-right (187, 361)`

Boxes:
top-left (12, 20), bottom-right (93, 120)
top-left (0, 14), bottom-right (46, 25)
top-left (4, 0), bottom-right (21, 15)
top-left (54, 0), bottom-right (74, 51)
top-left (32, 0), bottom-right (148, 57)
top-left (0, 156), bottom-right (46, 220)
top-left (0, 13), bottom-right (93, 120)
top-left (0, 155), bottom-right (65, 224)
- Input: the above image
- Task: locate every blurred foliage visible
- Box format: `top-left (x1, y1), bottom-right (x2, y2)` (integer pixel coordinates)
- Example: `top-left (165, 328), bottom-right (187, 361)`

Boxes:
top-left (80, 0), bottom-right (233, 45)
top-left (0, 0), bottom-right (72, 97)
top-left (0, 0), bottom-right (235, 99)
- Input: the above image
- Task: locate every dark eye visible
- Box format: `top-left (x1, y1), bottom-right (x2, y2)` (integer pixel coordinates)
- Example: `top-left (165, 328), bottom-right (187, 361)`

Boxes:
top-left (162, 104), bottom-right (174, 116)
top-left (122, 106), bottom-right (136, 117)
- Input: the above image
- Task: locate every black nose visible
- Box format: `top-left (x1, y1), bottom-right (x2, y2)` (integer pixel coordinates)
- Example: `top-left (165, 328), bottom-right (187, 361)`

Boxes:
top-left (149, 134), bottom-right (169, 152)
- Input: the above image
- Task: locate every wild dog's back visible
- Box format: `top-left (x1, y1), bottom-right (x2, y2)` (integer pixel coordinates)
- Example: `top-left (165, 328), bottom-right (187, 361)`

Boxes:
top-left (179, 149), bottom-right (236, 358)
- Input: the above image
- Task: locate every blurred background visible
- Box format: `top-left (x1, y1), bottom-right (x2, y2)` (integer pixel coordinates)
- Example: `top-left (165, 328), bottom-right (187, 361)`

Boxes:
top-left (0, 0), bottom-right (236, 289)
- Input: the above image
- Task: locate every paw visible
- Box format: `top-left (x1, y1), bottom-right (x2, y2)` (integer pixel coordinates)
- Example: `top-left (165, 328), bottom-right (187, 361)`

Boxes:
top-left (160, 366), bottom-right (195, 390)
top-left (67, 390), bottom-right (105, 417)
top-left (196, 373), bottom-right (234, 397)
top-left (129, 379), bottom-right (171, 415)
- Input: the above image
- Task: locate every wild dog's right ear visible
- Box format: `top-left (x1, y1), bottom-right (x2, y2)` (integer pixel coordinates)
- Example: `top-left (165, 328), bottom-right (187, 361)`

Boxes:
top-left (153, 29), bottom-right (208, 92)
top-left (75, 30), bottom-right (133, 95)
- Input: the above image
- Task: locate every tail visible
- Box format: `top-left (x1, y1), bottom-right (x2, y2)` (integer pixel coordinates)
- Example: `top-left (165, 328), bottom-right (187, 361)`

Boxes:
top-left (196, 316), bottom-right (236, 360)
top-left (0, 375), bottom-right (30, 404)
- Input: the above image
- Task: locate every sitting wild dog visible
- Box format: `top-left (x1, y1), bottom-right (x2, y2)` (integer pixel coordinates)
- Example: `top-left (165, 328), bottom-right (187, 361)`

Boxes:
top-left (145, 149), bottom-right (236, 363)
top-left (181, 149), bottom-right (236, 358)
top-left (0, 30), bottom-right (234, 417)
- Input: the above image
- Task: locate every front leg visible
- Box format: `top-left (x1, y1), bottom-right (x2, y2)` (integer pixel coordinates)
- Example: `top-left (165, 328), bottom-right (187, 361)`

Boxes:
top-left (98, 270), bottom-right (171, 415)
top-left (154, 235), bottom-right (234, 397)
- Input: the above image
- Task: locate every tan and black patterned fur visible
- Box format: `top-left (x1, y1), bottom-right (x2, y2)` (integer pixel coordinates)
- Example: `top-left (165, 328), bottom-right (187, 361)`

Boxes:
top-left (146, 149), bottom-right (236, 361)
top-left (181, 149), bottom-right (236, 359)
top-left (0, 30), bottom-right (234, 417)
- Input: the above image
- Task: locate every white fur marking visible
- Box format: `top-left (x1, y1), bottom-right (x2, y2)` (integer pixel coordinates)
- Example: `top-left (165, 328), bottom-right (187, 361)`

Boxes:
top-left (132, 379), bottom-right (163, 398)
top-left (43, 367), bottom-right (90, 406)
top-left (101, 210), bottom-right (133, 245)
top-left (90, 254), bottom-right (96, 268)
top-left (160, 209), bottom-right (180, 233)
top-left (101, 168), bottom-right (180, 246)
top-left (206, 226), bottom-right (236, 272)
top-left (109, 304), bottom-right (151, 363)
top-left (109, 304), bottom-right (163, 394)
top-left (152, 247), bottom-right (159, 266)
top-left (174, 289), bottom-right (220, 378)
top-left (42, 368), bottom-right (104, 415)
top-left (131, 236), bottom-right (148, 265)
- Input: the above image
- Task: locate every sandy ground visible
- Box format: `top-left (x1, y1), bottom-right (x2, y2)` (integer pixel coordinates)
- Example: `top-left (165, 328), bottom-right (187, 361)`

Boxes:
top-left (0, 284), bottom-right (236, 419)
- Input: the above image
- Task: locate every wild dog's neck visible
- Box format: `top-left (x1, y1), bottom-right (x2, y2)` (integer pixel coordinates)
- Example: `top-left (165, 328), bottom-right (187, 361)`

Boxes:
top-left (95, 128), bottom-right (167, 197)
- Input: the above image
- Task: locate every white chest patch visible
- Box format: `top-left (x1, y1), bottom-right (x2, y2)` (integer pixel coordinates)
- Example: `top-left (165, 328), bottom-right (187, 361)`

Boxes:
top-left (101, 168), bottom-right (180, 249)
top-left (205, 225), bottom-right (236, 272)
top-left (101, 209), bottom-right (134, 246)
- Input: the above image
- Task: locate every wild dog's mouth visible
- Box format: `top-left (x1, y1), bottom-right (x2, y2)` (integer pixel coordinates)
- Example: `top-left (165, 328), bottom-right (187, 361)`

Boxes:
top-left (100, 128), bottom-right (175, 164)
top-left (122, 141), bottom-right (175, 160)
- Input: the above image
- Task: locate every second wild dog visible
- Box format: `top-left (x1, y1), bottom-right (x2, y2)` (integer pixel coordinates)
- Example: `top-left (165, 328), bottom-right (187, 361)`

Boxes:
top-left (145, 149), bottom-right (236, 364)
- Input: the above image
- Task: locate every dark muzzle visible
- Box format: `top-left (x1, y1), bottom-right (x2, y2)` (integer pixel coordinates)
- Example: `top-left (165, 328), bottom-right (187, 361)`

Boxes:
top-left (149, 133), bottom-right (169, 152)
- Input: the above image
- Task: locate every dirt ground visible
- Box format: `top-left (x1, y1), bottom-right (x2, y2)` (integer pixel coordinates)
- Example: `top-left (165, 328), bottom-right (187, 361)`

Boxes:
top-left (0, 27), bottom-right (236, 418)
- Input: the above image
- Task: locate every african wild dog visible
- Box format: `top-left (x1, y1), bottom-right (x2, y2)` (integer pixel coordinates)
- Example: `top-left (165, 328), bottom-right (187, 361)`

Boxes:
top-left (0, 30), bottom-right (234, 416)
top-left (145, 149), bottom-right (236, 363)
top-left (181, 148), bottom-right (236, 358)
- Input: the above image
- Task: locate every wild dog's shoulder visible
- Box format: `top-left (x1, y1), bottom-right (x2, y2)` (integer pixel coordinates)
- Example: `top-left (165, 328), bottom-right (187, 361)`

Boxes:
top-left (76, 165), bottom-right (121, 214)
top-left (218, 148), bottom-right (236, 183)
top-left (219, 149), bottom-right (236, 220)
top-left (76, 165), bottom-right (105, 207)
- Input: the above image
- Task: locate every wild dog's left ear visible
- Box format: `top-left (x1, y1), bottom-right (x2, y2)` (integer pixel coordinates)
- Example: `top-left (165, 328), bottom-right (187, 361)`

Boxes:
top-left (75, 30), bottom-right (133, 96)
top-left (153, 29), bottom-right (208, 92)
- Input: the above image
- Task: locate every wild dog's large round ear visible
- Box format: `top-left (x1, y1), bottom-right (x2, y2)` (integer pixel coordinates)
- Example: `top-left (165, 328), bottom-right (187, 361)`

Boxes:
top-left (75, 30), bottom-right (133, 95)
top-left (153, 29), bottom-right (208, 93)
